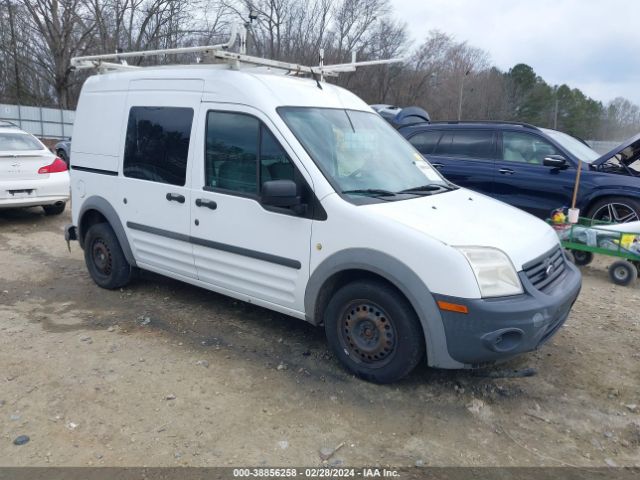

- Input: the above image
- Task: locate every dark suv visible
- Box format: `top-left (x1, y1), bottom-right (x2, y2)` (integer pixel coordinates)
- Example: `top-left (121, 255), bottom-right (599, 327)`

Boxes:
top-left (397, 120), bottom-right (640, 222)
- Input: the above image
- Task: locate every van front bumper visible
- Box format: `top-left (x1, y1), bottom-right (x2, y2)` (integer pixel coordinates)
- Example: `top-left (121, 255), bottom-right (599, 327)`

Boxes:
top-left (434, 261), bottom-right (581, 366)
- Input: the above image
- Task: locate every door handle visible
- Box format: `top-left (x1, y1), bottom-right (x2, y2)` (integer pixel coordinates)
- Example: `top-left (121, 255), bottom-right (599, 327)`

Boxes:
top-left (166, 193), bottom-right (186, 203)
top-left (195, 198), bottom-right (217, 210)
top-left (499, 168), bottom-right (515, 175)
top-left (431, 163), bottom-right (444, 169)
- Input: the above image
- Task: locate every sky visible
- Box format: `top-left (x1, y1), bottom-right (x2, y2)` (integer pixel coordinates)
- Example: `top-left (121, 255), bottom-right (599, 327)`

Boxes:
top-left (389, 0), bottom-right (639, 105)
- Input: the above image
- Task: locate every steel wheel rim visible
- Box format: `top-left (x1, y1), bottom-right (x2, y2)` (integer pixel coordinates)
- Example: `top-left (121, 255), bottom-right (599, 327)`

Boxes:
top-left (92, 239), bottom-right (112, 276)
top-left (592, 202), bottom-right (639, 223)
top-left (613, 266), bottom-right (629, 282)
top-left (338, 300), bottom-right (397, 367)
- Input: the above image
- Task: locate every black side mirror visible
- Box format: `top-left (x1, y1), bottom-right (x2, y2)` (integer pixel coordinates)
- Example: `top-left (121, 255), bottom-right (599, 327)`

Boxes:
top-left (543, 155), bottom-right (568, 169)
top-left (261, 180), bottom-right (302, 209)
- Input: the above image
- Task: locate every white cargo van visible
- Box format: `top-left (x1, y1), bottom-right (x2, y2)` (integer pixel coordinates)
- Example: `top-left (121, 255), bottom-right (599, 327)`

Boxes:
top-left (65, 49), bottom-right (581, 383)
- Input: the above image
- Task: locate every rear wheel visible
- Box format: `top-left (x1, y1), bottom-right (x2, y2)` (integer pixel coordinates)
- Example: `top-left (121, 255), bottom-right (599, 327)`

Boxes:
top-left (84, 222), bottom-right (132, 289)
top-left (43, 202), bottom-right (66, 215)
top-left (588, 197), bottom-right (640, 224)
top-left (608, 261), bottom-right (638, 286)
top-left (324, 280), bottom-right (425, 384)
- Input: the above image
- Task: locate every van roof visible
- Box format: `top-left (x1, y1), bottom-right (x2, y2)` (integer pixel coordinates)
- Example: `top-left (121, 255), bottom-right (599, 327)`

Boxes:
top-left (82, 65), bottom-right (370, 113)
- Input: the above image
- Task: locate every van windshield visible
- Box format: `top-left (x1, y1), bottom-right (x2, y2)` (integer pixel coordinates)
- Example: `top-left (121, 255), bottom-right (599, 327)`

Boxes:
top-left (279, 107), bottom-right (452, 201)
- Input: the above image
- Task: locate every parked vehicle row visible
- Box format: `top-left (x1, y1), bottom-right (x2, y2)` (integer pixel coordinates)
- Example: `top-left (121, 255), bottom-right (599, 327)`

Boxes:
top-left (378, 111), bottom-right (640, 224)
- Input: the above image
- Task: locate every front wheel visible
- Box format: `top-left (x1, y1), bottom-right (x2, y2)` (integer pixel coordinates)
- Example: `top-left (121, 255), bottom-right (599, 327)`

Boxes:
top-left (324, 280), bottom-right (425, 384)
top-left (84, 222), bottom-right (132, 289)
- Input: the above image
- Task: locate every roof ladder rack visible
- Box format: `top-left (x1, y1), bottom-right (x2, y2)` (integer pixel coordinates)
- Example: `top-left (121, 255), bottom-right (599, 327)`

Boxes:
top-left (70, 21), bottom-right (402, 76)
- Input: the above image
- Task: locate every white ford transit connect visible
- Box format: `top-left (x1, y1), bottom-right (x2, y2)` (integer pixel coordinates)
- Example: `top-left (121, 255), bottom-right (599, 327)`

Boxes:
top-left (65, 64), bottom-right (581, 383)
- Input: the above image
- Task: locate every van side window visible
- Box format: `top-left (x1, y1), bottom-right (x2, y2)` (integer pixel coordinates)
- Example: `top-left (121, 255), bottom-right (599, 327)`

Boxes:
top-left (409, 131), bottom-right (442, 154)
top-left (123, 107), bottom-right (193, 186)
top-left (205, 111), bottom-right (295, 194)
top-left (433, 130), bottom-right (495, 159)
top-left (205, 112), bottom-right (259, 193)
top-left (261, 127), bottom-right (295, 182)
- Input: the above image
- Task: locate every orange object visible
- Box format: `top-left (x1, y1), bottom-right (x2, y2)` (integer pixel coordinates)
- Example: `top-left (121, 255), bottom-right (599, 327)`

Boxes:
top-left (437, 300), bottom-right (469, 314)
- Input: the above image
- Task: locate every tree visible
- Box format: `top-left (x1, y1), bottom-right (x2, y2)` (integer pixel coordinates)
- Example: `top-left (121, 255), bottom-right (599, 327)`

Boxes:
top-left (22, 0), bottom-right (97, 108)
top-left (0, 0), bottom-right (638, 142)
top-left (601, 97), bottom-right (640, 140)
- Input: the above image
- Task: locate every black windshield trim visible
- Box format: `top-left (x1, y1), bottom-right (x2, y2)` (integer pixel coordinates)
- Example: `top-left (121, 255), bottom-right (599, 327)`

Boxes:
top-left (397, 183), bottom-right (458, 194)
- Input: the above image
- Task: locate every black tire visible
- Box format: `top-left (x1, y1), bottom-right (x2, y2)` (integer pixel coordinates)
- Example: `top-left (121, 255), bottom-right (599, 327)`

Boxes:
top-left (324, 280), bottom-right (425, 384)
top-left (57, 149), bottom-right (69, 165)
top-left (43, 202), bottom-right (66, 215)
top-left (608, 260), bottom-right (638, 286)
top-left (572, 250), bottom-right (593, 266)
top-left (84, 222), bottom-right (132, 289)
top-left (587, 197), bottom-right (640, 224)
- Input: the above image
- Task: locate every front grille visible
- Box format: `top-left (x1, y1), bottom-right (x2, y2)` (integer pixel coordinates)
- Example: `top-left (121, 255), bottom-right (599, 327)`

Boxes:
top-left (523, 246), bottom-right (567, 293)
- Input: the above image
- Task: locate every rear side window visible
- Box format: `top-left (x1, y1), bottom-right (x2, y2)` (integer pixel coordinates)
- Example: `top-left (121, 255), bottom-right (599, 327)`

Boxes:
top-left (409, 131), bottom-right (441, 154)
top-left (123, 107), bottom-right (193, 186)
top-left (205, 111), bottom-right (295, 195)
top-left (433, 130), bottom-right (495, 159)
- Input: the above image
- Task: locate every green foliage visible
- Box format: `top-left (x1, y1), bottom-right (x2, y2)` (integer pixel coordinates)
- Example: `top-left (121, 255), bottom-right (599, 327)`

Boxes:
top-left (503, 64), bottom-right (614, 140)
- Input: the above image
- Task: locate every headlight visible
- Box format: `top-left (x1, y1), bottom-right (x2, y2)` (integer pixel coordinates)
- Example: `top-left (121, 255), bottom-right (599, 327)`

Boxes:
top-left (456, 247), bottom-right (523, 298)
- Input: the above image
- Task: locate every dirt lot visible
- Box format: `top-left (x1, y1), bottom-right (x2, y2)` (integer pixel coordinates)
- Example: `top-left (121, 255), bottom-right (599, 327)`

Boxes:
top-left (0, 207), bottom-right (639, 467)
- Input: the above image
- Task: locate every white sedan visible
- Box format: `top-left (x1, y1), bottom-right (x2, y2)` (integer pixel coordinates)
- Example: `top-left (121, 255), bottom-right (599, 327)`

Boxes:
top-left (0, 124), bottom-right (70, 215)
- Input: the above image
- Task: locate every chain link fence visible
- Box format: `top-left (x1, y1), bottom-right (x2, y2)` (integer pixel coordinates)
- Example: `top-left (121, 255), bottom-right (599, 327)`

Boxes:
top-left (0, 103), bottom-right (74, 140)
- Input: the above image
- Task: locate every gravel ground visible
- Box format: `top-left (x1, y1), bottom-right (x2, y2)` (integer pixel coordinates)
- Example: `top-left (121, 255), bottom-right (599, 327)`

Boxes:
top-left (0, 207), bottom-right (638, 467)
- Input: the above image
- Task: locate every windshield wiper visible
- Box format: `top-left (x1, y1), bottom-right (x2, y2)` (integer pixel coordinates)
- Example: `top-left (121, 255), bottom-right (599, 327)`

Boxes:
top-left (396, 183), bottom-right (457, 195)
top-left (342, 188), bottom-right (396, 197)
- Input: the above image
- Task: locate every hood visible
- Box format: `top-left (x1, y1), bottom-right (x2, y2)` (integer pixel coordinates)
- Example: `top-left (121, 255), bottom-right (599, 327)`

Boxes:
top-left (363, 188), bottom-right (559, 270)
top-left (593, 132), bottom-right (640, 166)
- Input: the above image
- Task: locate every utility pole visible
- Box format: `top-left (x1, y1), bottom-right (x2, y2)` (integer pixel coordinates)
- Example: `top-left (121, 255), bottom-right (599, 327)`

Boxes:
top-left (457, 70), bottom-right (470, 121)
top-left (552, 85), bottom-right (559, 129)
